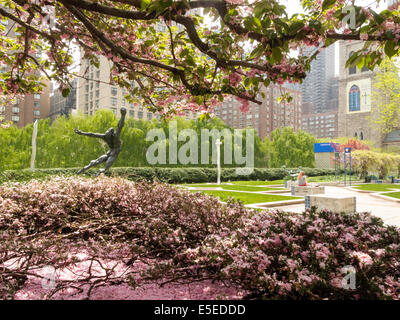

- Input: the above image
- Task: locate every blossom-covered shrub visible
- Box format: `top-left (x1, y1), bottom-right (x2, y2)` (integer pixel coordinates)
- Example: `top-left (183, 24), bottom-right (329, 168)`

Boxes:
top-left (175, 209), bottom-right (400, 300)
top-left (1, 176), bottom-right (400, 300)
top-left (0, 176), bottom-right (245, 255)
top-left (0, 176), bottom-right (246, 299)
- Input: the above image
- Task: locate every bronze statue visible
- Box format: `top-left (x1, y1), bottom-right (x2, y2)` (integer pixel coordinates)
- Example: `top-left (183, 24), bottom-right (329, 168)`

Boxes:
top-left (75, 108), bottom-right (127, 176)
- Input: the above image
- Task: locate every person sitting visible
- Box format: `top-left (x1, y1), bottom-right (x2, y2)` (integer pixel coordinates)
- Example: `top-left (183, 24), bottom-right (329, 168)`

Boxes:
top-left (297, 171), bottom-right (307, 186)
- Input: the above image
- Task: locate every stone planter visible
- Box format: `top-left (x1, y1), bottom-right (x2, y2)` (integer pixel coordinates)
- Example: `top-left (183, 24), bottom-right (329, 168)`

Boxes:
top-left (305, 195), bottom-right (356, 214)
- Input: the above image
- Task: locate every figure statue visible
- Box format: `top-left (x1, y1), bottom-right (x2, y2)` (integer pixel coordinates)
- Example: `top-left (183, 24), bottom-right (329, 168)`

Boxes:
top-left (75, 108), bottom-right (127, 176)
top-left (282, 165), bottom-right (303, 182)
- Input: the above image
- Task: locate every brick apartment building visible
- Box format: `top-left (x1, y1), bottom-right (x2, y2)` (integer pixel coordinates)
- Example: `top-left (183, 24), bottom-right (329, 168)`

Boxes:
top-left (214, 85), bottom-right (302, 139)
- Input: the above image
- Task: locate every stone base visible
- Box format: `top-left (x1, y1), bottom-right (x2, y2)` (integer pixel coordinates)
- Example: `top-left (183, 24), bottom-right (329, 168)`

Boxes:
top-left (284, 181), bottom-right (296, 189)
top-left (305, 195), bottom-right (356, 214)
top-left (291, 186), bottom-right (325, 196)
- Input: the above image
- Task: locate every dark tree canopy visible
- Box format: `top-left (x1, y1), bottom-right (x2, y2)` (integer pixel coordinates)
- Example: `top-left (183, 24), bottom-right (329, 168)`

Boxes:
top-left (0, 0), bottom-right (398, 116)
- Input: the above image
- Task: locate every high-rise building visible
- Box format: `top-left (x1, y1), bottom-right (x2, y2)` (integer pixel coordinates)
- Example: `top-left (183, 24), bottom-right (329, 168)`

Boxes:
top-left (301, 111), bottom-right (338, 139)
top-left (49, 79), bottom-right (78, 122)
top-left (77, 54), bottom-right (198, 121)
top-left (301, 44), bottom-right (337, 113)
top-left (214, 85), bottom-right (302, 139)
top-left (0, 15), bottom-right (50, 128)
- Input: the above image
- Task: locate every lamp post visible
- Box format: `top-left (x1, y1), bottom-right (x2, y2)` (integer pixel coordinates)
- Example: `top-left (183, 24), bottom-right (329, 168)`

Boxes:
top-left (30, 119), bottom-right (39, 170)
top-left (216, 138), bottom-right (222, 185)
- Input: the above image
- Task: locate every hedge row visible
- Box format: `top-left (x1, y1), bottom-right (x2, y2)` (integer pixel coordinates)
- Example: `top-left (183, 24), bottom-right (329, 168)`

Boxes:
top-left (0, 167), bottom-right (337, 184)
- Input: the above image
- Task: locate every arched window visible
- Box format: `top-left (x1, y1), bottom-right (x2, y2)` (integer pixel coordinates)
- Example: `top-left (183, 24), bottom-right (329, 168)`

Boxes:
top-left (349, 85), bottom-right (361, 112)
top-left (360, 132), bottom-right (364, 140)
top-left (349, 52), bottom-right (357, 75)
top-left (354, 132), bottom-right (358, 138)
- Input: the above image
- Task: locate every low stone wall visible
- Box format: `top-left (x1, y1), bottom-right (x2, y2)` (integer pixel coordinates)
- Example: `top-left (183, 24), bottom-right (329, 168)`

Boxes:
top-left (291, 186), bottom-right (325, 196)
top-left (284, 180), bottom-right (297, 189)
top-left (305, 195), bottom-right (356, 214)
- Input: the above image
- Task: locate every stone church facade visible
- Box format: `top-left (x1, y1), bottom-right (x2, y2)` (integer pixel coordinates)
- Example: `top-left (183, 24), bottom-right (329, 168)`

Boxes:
top-left (338, 40), bottom-right (400, 150)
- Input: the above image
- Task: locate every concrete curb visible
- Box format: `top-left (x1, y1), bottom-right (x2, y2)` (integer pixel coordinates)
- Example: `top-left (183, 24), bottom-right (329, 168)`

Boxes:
top-left (246, 199), bottom-right (305, 209)
top-left (369, 192), bottom-right (400, 203)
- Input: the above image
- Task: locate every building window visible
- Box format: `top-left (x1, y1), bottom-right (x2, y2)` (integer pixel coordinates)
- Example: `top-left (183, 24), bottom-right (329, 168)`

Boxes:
top-left (96, 71), bottom-right (100, 79)
top-left (34, 101), bottom-right (40, 108)
top-left (12, 107), bottom-right (19, 113)
top-left (348, 52), bottom-right (357, 75)
top-left (349, 85), bottom-right (361, 112)
top-left (111, 86), bottom-right (118, 96)
top-left (12, 115), bottom-right (19, 122)
top-left (138, 111), bottom-right (143, 119)
top-left (111, 108), bottom-right (117, 115)
top-left (111, 97), bottom-right (117, 106)
top-left (34, 94), bottom-right (41, 99)
top-left (34, 110), bottom-right (40, 116)
top-left (129, 110), bottom-right (134, 117)
top-left (361, 65), bottom-right (369, 72)
top-left (360, 132), bottom-right (364, 140)
top-left (147, 113), bottom-right (152, 120)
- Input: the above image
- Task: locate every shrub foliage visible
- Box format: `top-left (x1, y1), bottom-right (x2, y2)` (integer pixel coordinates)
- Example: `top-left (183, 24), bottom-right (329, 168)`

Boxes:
top-left (0, 167), bottom-right (336, 185)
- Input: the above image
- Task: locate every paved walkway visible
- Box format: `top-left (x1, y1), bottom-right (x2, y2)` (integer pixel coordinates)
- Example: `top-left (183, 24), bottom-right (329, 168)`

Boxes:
top-left (274, 186), bottom-right (400, 227)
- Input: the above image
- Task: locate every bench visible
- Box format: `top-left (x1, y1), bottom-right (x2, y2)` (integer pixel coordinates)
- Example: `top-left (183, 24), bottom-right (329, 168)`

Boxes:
top-left (305, 195), bottom-right (356, 214)
top-left (291, 186), bottom-right (325, 196)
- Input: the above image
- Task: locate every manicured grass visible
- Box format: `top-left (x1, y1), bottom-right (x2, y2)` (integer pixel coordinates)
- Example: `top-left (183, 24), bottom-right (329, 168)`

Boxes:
top-left (353, 184), bottom-right (400, 192)
top-left (384, 192), bottom-right (400, 199)
top-left (229, 180), bottom-right (284, 186)
top-left (191, 190), bottom-right (300, 205)
top-left (221, 185), bottom-right (284, 192)
top-left (182, 184), bottom-right (283, 192)
top-left (182, 184), bottom-right (227, 188)
top-left (307, 175), bottom-right (338, 182)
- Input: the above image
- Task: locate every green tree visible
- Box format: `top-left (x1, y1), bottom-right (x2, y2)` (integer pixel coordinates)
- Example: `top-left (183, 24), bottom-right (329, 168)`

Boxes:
top-left (269, 127), bottom-right (316, 168)
top-left (372, 58), bottom-right (400, 135)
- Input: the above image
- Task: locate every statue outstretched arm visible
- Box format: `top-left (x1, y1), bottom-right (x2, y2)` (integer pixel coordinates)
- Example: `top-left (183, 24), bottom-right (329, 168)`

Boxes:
top-left (115, 108), bottom-right (127, 136)
top-left (74, 128), bottom-right (105, 139)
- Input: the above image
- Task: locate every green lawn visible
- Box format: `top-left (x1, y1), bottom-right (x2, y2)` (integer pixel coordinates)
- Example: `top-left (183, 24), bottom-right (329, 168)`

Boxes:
top-left (229, 180), bottom-right (284, 186)
top-left (190, 190), bottom-right (300, 205)
top-left (353, 184), bottom-right (400, 192)
top-left (384, 192), bottom-right (400, 199)
top-left (182, 184), bottom-right (283, 192)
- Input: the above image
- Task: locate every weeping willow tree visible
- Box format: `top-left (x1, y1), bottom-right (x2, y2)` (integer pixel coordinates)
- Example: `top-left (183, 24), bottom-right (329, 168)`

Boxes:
top-left (0, 110), bottom-right (274, 170)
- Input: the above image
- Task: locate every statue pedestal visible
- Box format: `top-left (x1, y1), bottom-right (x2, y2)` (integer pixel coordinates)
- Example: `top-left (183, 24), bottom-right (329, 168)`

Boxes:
top-left (305, 195), bottom-right (356, 214)
top-left (291, 186), bottom-right (325, 196)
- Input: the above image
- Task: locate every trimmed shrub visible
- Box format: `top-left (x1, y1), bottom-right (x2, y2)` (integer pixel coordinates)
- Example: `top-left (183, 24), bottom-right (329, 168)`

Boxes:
top-left (0, 167), bottom-right (337, 185)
